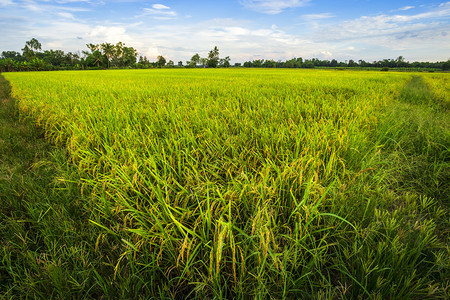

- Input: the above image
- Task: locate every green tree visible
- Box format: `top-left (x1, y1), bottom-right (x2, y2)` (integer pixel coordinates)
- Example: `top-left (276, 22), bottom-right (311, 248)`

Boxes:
top-left (302, 60), bottom-right (314, 68)
top-left (207, 46), bottom-right (219, 68)
top-left (200, 58), bottom-right (207, 68)
top-left (220, 56), bottom-right (231, 68)
top-left (66, 52), bottom-right (80, 67)
top-left (86, 43), bottom-right (99, 53)
top-left (89, 50), bottom-right (104, 68)
top-left (190, 53), bottom-right (200, 67)
top-left (262, 59), bottom-right (276, 68)
top-left (22, 38), bottom-right (42, 61)
top-left (330, 59), bottom-right (338, 67)
top-left (1, 51), bottom-right (23, 62)
top-left (112, 42), bottom-right (124, 67)
top-left (253, 59), bottom-right (263, 67)
top-left (157, 55), bottom-right (166, 68)
top-left (101, 43), bottom-right (114, 68)
top-left (139, 56), bottom-right (150, 68)
top-left (442, 58), bottom-right (450, 71)
top-left (84, 44), bottom-right (104, 68)
top-left (121, 46), bottom-right (138, 67)
top-left (28, 58), bottom-right (45, 71)
top-left (0, 58), bottom-right (17, 72)
top-left (42, 49), bottom-right (65, 67)
top-left (396, 55), bottom-right (406, 67)
top-left (79, 57), bottom-right (87, 70)
top-left (348, 59), bottom-right (356, 67)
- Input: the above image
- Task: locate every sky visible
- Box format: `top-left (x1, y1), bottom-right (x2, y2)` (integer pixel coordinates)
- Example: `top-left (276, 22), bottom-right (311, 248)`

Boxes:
top-left (0, 0), bottom-right (449, 63)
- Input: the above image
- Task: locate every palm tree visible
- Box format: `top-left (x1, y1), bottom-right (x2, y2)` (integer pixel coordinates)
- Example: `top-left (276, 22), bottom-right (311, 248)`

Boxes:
top-left (90, 50), bottom-right (103, 68)
top-left (101, 43), bottom-right (114, 69)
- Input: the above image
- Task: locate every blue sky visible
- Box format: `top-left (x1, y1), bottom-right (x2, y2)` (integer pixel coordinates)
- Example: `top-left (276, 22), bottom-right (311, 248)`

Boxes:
top-left (0, 0), bottom-right (449, 63)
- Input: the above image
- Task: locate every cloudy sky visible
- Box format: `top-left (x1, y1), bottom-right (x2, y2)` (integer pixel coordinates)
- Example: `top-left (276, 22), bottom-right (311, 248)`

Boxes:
top-left (0, 0), bottom-right (449, 63)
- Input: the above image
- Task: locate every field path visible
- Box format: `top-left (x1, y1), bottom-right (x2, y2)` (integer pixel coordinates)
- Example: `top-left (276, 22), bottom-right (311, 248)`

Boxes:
top-left (1, 74), bottom-right (65, 294)
top-left (0, 75), bottom-right (52, 200)
top-left (393, 74), bottom-right (450, 206)
top-left (0, 75), bottom-right (107, 298)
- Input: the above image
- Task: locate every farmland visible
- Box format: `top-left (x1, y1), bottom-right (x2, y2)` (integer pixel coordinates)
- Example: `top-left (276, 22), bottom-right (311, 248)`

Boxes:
top-left (1, 69), bottom-right (449, 298)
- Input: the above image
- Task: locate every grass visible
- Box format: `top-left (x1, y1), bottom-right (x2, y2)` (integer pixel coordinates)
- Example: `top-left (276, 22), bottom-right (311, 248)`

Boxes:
top-left (1, 69), bottom-right (449, 298)
top-left (0, 75), bottom-right (105, 298)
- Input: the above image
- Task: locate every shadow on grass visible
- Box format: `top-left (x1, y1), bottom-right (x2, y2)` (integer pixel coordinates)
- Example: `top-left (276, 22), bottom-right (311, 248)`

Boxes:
top-left (332, 74), bottom-right (450, 299)
top-left (0, 75), bottom-right (111, 298)
top-left (395, 76), bottom-right (450, 206)
top-left (399, 76), bottom-right (450, 111)
top-left (378, 75), bottom-right (449, 203)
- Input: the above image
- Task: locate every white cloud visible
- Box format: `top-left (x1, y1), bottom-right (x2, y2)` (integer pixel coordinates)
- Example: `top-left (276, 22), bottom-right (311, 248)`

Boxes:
top-left (0, 0), bottom-right (13, 6)
top-left (240, 0), bottom-right (310, 14)
top-left (306, 3), bottom-right (450, 61)
top-left (47, 41), bottom-right (64, 48)
top-left (316, 3), bottom-right (450, 42)
top-left (302, 13), bottom-right (334, 20)
top-left (23, 3), bottom-right (41, 11)
top-left (57, 12), bottom-right (75, 20)
top-left (54, 0), bottom-right (91, 3)
top-left (152, 4), bottom-right (170, 10)
top-left (320, 51), bottom-right (332, 58)
top-left (142, 3), bottom-right (177, 19)
top-left (129, 18), bottom-right (330, 62)
top-left (88, 25), bottom-right (131, 43)
top-left (1, 0), bottom-right (449, 63)
top-left (12, 0), bottom-right (91, 12)
top-left (399, 6), bottom-right (414, 11)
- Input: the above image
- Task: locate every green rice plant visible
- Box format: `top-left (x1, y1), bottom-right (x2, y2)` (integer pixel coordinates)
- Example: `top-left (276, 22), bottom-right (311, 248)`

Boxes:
top-left (2, 69), bottom-right (448, 298)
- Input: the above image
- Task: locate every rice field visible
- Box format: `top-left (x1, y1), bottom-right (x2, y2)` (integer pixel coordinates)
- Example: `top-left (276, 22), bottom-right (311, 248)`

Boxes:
top-left (1, 69), bottom-right (449, 298)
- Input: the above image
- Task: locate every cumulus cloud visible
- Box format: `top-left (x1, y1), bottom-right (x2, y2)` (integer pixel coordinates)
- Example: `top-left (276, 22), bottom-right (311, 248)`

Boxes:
top-left (240, 0), bottom-right (310, 14)
top-left (87, 25), bottom-right (134, 44)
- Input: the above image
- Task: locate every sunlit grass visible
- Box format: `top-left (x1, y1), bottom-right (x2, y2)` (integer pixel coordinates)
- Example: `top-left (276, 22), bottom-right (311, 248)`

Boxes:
top-left (2, 69), bottom-right (448, 298)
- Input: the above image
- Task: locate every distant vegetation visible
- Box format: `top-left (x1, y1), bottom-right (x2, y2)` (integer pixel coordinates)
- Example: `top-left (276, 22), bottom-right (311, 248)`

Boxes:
top-left (1, 38), bottom-right (449, 72)
top-left (0, 39), bottom-right (139, 72)
top-left (241, 56), bottom-right (450, 71)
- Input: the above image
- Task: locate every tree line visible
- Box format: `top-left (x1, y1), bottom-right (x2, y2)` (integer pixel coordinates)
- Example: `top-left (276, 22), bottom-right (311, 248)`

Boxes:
top-left (138, 46), bottom-right (231, 69)
top-left (1, 38), bottom-right (449, 72)
top-left (0, 38), bottom-right (140, 72)
top-left (240, 56), bottom-right (450, 70)
top-left (0, 39), bottom-right (231, 72)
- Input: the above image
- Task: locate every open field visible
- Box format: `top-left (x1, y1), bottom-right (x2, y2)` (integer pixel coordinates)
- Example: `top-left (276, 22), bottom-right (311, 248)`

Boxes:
top-left (1, 69), bottom-right (449, 298)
